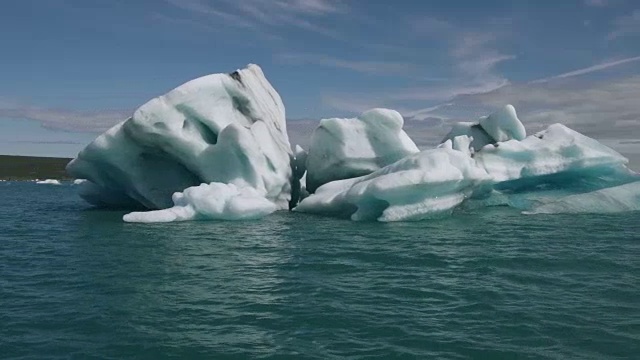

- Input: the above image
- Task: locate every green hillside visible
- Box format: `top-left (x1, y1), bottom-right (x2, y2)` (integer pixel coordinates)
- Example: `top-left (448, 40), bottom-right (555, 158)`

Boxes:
top-left (0, 155), bottom-right (73, 180)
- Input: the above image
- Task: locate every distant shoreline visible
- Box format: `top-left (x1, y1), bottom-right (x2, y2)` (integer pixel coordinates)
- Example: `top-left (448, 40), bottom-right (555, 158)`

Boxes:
top-left (0, 155), bottom-right (73, 180)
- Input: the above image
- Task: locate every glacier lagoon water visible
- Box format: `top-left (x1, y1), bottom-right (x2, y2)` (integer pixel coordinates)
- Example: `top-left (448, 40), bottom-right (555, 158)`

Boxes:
top-left (1, 181), bottom-right (639, 359)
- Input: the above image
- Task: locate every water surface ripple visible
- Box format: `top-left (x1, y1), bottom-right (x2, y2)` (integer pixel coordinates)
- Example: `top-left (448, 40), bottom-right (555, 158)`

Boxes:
top-left (1, 182), bottom-right (639, 359)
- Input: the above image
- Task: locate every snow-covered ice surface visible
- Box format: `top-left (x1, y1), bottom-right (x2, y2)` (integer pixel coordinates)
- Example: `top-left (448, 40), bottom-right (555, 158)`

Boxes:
top-left (475, 123), bottom-right (629, 184)
top-left (36, 179), bottom-right (62, 185)
top-left (305, 109), bottom-right (419, 193)
top-left (478, 104), bottom-right (526, 143)
top-left (123, 183), bottom-right (276, 223)
top-left (296, 123), bottom-right (638, 221)
top-left (296, 143), bottom-right (492, 221)
top-left (442, 122), bottom-right (494, 152)
top-left (67, 64), bottom-right (292, 210)
top-left (73, 179), bottom-right (87, 185)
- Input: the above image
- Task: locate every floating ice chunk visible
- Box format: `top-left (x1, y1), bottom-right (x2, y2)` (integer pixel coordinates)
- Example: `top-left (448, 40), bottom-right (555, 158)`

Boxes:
top-left (305, 108), bottom-right (419, 193)
top-left (67, 64), bottom-right (292, 210)
top-left (442, 122), bottom-right (495, 151)
top-left (73, 179), bottom-right (87, 185)
top-left (525, 180), bottom-right (640, 214)
top-left (123, 182), bottom-right (276, 223)
top-left (36, 179), bottom-right (61, 185)
top-left (476, 123), bottom-right (629, 184)
top-left (441, 105), bottom-right (525, 151)
top-left (478, 104), bottom-right (526, 142)
top-left (452, 135), bottom-right (473, 156)
top-left (296, 147), bottom-right (491, 221)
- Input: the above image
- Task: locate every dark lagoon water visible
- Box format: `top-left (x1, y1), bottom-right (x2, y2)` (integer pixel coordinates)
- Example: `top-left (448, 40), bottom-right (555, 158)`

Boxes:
top-left (1, 181), bottom-right (639, 359)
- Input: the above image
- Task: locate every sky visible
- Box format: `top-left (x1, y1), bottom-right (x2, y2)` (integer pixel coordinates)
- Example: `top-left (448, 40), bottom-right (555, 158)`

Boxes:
top-left (1, 0), bottom-right (640, 168)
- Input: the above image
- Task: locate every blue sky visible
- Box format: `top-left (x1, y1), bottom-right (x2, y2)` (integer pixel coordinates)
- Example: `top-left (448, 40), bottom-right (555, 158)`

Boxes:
top-left (1, 0), bottom-right (640, 166)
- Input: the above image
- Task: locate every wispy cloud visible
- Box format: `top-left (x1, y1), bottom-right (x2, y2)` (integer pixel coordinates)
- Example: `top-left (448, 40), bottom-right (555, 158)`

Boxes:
top-left (321, 27), bottom-right (514, 113)
top-left (608, 10), bottom-right (640, 40)
top-left (6, 140), bottom-right (84, 145)
top-left (275, 53), bottom-right (418, 75)
top-left (424, 75), bottom-right (640, 141)
top-left (584, 0), bottom-right (609, 7)
top-left (532, 55), bottom-right (640, 83)
top-left (410, 16), bottom-right (454, 36)
top-left (164, 0), bottom-right (348, 39)
top-left (0, 100), bottom-right (128, 133)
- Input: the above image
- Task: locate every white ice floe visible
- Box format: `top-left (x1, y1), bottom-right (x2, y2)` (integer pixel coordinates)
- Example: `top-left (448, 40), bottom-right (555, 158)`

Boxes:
top-left (305, 108), bottom-right (419, 193)
top-left (67, 64), bottom-right (293, 210)
top-left (36, 179), bottom-right (62, 185)
top-left (73, 179), bottom-right (87, 185)
top-left (123, 183), bottom-right (276, 223)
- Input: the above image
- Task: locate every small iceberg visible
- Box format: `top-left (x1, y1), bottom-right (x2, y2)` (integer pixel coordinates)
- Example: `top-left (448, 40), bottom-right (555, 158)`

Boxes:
top-left (36, 179), bottom-right (62, 185)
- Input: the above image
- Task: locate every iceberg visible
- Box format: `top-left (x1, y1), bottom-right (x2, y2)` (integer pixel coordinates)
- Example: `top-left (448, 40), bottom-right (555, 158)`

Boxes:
top-left (123, 183), bottom-right (276, 223)
top-left (441, 105), bottom-right (526, 151)
top-left (295, 141), bottom-right (492, 221)
top-left (305, 108), bottom-right (419, 193)
top-left (295, 120), bottom-right (636, 221)
top-left (36, 179), bottom-right (62, 185)
top-left (67, 64), bottom-right (293, 210)
top-left (475, 123), bottom-right (629, 185)
top-left (525, 180), bottom-right (640, 214)
top-left (478, 104), bottom-right (526, 143)
top-left (65, 62), bottom-right (637, 223)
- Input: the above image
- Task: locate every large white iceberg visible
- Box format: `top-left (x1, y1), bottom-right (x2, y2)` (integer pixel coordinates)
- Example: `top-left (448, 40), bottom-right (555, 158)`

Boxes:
top-left (67, 64), bottom-right (293, 210)
top-left (304, 108), bottom-right (419, 193)
top-left (295, 142), bottom-right (492, 221)
top-left (123, 183), bottom-right (276, 223)
top-left (66, 62), bottom-right (638, 223)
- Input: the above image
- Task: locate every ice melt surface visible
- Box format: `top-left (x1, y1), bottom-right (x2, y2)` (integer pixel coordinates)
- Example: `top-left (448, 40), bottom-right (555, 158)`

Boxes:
top-left (305, 108), bottom-right (419, 193)
top-left (296, 144), bottom-right (492, 221)
top-left (123, 183), bottom-right (276, 223)
top-left (67, 64), bottom-right (292, 210)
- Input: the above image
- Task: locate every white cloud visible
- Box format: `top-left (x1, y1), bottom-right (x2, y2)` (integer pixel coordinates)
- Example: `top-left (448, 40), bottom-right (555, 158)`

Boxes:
top-left (164, 0), bottom-right (348, 39)
top-left (320, 29), bottom-right (514, 113)
top-left (532, 55), bottom-right (640, 83)
top-left (410, 16), bottom-right (454, 36)
top-left (0, 100), bottom-right (128, 133)
top-left (608, 10), bottom-right (640, 40)
top-left (408, 75), bottom-right (640, 157)
top-left (584, 0), bottom-right (609, 7)
top-left (275, 53), bottom-right (418, 75)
